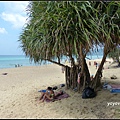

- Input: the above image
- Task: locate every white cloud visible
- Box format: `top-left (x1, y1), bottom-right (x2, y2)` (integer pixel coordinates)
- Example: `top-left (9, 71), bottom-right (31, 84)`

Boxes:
top-left (0, 27), bottom-right (7, 34)
top-left (0, 1), bottom-right (29, 14)
top-left (3, 1), bottom-right (29, 15)
top-left (0, 1), bottom-right (29, 29)
top-left (1, 12), bottom-right (27, 29)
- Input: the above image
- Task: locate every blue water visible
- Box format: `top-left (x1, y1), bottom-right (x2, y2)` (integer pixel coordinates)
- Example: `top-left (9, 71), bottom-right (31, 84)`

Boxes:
top-left (0, 55), bottom-right (41, 69)
top-left (0, 49), bottom-right (104, 69)
top-left (86, 52), bottom-right (103, 60)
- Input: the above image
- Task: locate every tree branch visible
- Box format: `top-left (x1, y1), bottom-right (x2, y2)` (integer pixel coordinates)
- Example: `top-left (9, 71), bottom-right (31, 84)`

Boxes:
top-left (45, 59), bottom-right (67, 67)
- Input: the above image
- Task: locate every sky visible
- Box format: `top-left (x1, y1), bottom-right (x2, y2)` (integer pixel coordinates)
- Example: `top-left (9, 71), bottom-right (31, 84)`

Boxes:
top-left (0, 1), bottom-right (29, 55)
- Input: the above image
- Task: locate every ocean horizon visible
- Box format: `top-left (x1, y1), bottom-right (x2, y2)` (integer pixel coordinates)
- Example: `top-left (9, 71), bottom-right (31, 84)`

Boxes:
top-left (0, 51), bottom-right (104, 69)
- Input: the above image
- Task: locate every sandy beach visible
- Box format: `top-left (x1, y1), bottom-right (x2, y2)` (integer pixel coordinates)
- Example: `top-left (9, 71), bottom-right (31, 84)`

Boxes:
top-left (0, 59), bottom-right (120, 119)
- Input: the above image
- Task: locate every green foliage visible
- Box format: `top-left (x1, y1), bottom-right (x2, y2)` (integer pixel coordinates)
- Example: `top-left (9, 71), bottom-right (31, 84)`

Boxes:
top-left (108, 46), bottom-right (120, 61)
top-left (18, 1), bottom-right (120, 89)
top-left (19, 1), bottom-right (120, 65)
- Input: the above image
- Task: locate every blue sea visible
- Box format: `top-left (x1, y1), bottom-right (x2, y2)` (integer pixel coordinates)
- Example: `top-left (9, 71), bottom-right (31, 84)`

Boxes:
top-left (0, 50), bottom-right (104, 69)
top-left (0, 55), bottom-right (41, 69)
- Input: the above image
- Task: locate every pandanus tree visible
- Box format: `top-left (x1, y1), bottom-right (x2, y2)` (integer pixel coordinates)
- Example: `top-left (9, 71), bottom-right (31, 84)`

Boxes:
top-left (90, 1), bottom-right (120, 88)
top-left (19, 1), bottom-right (120, 92)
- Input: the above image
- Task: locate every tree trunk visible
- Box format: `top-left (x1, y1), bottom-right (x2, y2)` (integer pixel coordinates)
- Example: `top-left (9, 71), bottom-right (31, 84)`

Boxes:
top-left (83, 58), bottom-right (91, 87)
top-left (79, 45), bottom-right (91, 90)
top-left (65, 65), bottom-right (71, 89)
top-left (91, 53), bottom-right (107, 89)
top-left (65, 65), bottom-right (80, 89)
top-left (71, 65), bottom-right (79, 89)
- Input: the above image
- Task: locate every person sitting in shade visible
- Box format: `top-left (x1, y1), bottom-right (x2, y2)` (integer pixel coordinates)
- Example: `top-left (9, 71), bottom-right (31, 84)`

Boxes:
top-left (39, 87), bottom-right (55, 102)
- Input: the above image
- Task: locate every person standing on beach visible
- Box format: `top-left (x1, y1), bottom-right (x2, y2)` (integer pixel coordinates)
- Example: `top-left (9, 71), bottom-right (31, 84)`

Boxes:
top-left (89, 61), bottom-right (91, 66)
top-left (95, 62), bottom-right (98, 69)
top-left (61, 66), bottom-right (65, 73)
top-left (77, 67), bottom-right (82, 84)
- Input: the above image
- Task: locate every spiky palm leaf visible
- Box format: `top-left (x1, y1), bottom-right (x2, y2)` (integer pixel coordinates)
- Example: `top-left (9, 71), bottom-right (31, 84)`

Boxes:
top-left (19, 1), bottom-right (100, 65)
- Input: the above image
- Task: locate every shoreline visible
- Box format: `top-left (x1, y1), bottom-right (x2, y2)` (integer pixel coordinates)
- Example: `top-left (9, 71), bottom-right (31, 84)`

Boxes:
top-left (0, 58), bottom-right (120, 118)
top-left (0, 54), bottom-right (110, 69)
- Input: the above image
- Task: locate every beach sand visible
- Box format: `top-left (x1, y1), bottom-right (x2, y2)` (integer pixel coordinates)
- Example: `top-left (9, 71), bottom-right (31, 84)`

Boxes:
top-left (0, 59), bottom-right (120, 119)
